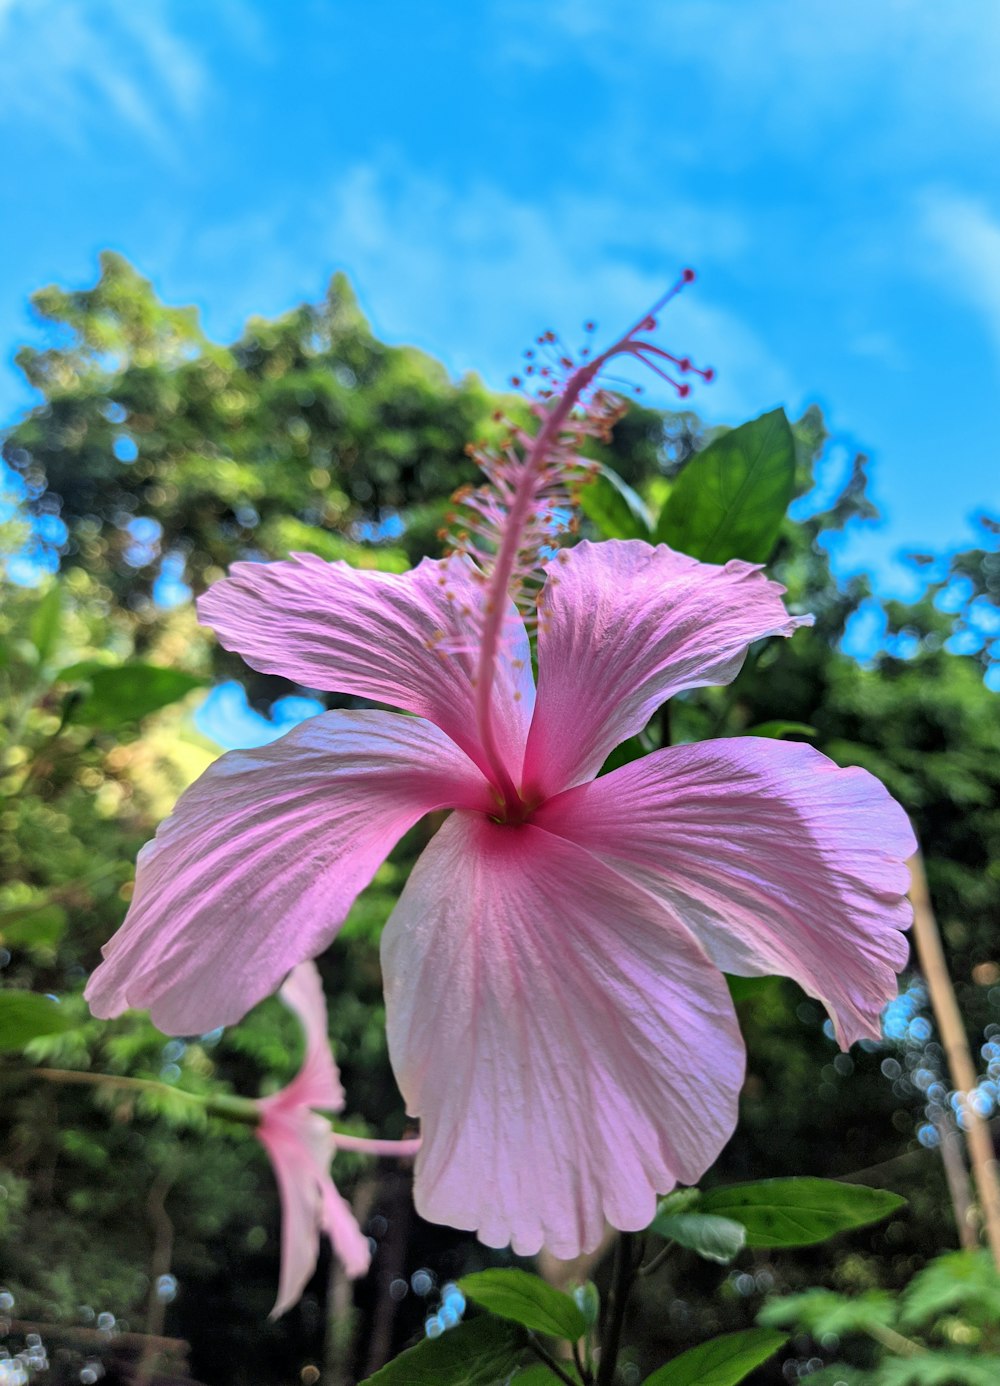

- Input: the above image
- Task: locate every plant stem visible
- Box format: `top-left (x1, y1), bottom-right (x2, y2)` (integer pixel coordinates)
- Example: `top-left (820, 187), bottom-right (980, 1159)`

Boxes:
top-left (526, 1332), bottom-right (581, 1386)
top-left (637, 1240), bottom-right (677, 1278)
top-left (596, 1231), bottom-right (635, 1386)
top-left (909, 851), bottom-right (1000, 1268)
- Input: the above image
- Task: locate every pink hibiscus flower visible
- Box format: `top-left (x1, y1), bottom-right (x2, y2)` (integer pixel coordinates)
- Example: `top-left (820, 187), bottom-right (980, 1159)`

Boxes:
top-left (85, 536), bottom-right (914, 1259)
top-left (257, 960), bottom-right (418, 1316)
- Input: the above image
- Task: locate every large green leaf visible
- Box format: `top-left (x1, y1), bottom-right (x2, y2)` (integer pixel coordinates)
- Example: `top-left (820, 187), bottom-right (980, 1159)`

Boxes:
top-left (459, 1269), bottom-right (588, 1341)
top-left (0, 991), bottom-right (75, 1051)
top-left (642, 1328), bottom-right (787, 1385)
top-left (578, 465), bottom-right (652, 539)
top-left (654, 408), bottom-right (795, 562)
top-left (29, 583), bottom-right (62, 663)
top-left (699, 1178), bottom-right (905, 1248)
top-left (361, 1315), bottom-right (525, 1384)
top-left (68, 662), bottom-right (208, 728)
top-left (650, 1210), bottom-right (746, 1264)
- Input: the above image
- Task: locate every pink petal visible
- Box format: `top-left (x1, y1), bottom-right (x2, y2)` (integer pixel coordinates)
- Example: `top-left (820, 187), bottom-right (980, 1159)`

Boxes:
top-left (273, 962), bottom-right (344, 1115)
top-left (536, 738), bottom-right (915, 1047)
top-left (321, 1177), bottom-right (373, 1281)
top-left (257, 1107), bottom-right (369, 1317)
top-left (381, 812), bottom-right (744, 1259)
top-left (198, 553), bottom-right (534, 783)
top-left (85, 711), bottom-right (492, 1035)
top-left (257, 1111), bottom-right (326, 1317)
top-left (523, 540), bottom-right (810, 797)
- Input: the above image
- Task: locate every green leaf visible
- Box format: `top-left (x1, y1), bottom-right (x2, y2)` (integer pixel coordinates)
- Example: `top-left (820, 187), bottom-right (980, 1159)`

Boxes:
top-left (0, 902), bottom-right (68, 952)
top-left (0, 992), bottom-right (75, 1052)
top-left (642, 1328), bottom-right (787, 1385)
top-left (758, 1287), bottom-right (897, 1338)
top-left (650, 1211), bottom-right (746, 1264)
top-left (68, 663), bottom-right (208, 728)
top-left (743, 721), bottom-right (817, 740)
top-left (698, 1178), bottom-right (906, 1248)
top-left (579, 465), bottom-right (652, 539)
top-left (725, 975), bottom-right (780, 1004)
top-left (899, 1249), bottom-right (1000, 1330)
top-left (655, 408), bottom-right (795, 563)
top-left (361, 1315), bottom-right (525, 1384)
top-left (29, 583), bottom-right (62, 663)
top-left (513, 1367), bottom-right (582, 1385)
top-left (459, 1269), bottom-right (588, 1341)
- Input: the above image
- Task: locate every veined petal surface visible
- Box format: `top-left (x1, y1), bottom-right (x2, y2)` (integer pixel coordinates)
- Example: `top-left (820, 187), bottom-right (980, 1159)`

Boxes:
top-left (381, 812), bottom-right (744, 1259)
top-left (85, 711), bottom-right (491, 1034)
top-left (536, 738), bottom-right (915, 1047)
top-left (198, 552), bottom-right (534, 782)
top-left (273, 962), bottom-right (345, 1114)
top-left (523, 540), bottom-right (809, 797)
top-left (258, 1106), bottom-right (370, 1317)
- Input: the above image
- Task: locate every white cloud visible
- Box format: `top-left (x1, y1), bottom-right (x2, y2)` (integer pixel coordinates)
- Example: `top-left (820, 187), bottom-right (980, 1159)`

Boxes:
top-left (0, 0), bottom-right (215, 155)
top-left (919, 189), bottom-right (1000, 358)
top-left (184, 160), bottom-right (793, 421)
top-left (496, 0), bottom-right (1000, 161)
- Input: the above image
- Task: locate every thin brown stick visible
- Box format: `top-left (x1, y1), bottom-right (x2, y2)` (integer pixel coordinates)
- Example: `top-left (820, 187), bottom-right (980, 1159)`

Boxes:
top-left (909, 851), bottom-right (1000, 1268)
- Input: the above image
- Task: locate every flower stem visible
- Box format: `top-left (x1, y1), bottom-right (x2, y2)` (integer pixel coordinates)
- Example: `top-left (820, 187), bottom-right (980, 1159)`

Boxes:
top-left (596, 1231), bottom-right (636, 1386)
top-left (526, 1332), bottom-right (581, 1386)
top-left (330, 1132), bottom-right (421, 1158)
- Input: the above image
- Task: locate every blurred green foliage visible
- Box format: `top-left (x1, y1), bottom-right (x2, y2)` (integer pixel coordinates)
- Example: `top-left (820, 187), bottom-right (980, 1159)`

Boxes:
top-left (0, 255), bottom-right (998, 1384)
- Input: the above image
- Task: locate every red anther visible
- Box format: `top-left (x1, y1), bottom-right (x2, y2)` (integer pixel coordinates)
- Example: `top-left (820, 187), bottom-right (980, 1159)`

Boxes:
top-left (677, 383), bottom-right (691, 398)
top-left (679, 357), bottom-right (691, 372)
top-left (644, 316), bottom-right (657, 331)
top-left (682, 267), bottom-right (696, 283)
top-left (703, 367), bottom-right (715, 382)
top-left (584, 320), bottom-right (596, 332)
top-left (525, 365), bottom-right (535, 375)
top-left (560, 356), bottom-right (573, 368)
top-left (510, 376), bottom-right (521, 388)
top-left (634, 386), bottom-right (644, 396)
top-left (524, 349), bottom-right (534, 358)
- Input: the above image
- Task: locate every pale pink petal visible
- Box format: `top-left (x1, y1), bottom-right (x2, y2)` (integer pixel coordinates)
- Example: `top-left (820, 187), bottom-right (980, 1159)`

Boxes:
top-left (523, 540), bottom-right (810, 797)
top-left (85, 712), bottom-right (492, 1035)
top-left (257, 1111), bottom-right (325, 1317)
top-left (381, 812), bottom-right (744, 1259)
top-left (536, 738), bottom-right (915, 1047)
top-left (257, 1107), bottom-right (369, 1317)
top-left (274, 962), bottom-right (344, 1115)
top-left (321, 1178), bottom-right (372, 1281)
top-left (198, 553), bottom-right (534, 782)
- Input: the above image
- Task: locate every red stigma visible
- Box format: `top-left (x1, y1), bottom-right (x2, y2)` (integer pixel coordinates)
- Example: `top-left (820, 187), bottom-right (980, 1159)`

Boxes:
top-left (682, 267), bottom-right (696, 283)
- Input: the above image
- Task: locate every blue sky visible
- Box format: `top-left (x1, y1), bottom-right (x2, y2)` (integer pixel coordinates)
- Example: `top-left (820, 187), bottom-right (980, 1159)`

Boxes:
top-left (2, 0), bottom-right (999, 602)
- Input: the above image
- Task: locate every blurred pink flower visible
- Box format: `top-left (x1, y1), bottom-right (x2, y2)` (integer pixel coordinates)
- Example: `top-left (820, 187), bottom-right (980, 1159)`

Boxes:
top-left (86, 539), bottom-right (915, 1259)
top-left (256, 961), bottom-right (417, 1316)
